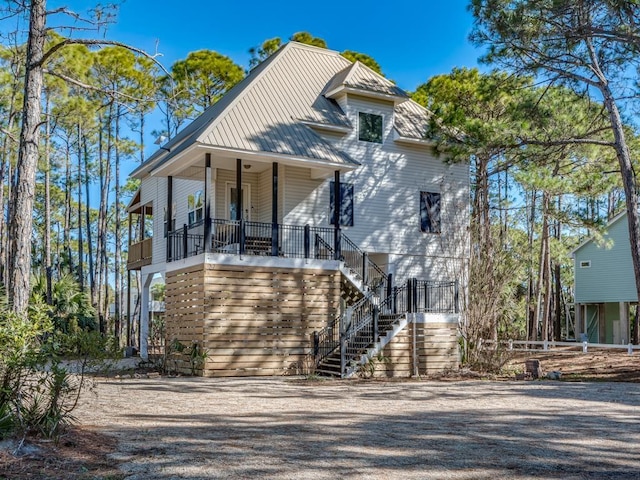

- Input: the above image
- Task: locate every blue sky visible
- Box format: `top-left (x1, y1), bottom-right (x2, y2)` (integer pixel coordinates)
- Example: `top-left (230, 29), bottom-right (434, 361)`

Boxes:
top-left (65, 0), bottom-right (482, 91)
top-left (52, 0), bottom-right (483, 162)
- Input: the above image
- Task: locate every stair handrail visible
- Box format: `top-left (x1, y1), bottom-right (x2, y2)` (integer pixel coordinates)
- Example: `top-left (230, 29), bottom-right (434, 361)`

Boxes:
top-left (340, 234), bottom-right (388, 293)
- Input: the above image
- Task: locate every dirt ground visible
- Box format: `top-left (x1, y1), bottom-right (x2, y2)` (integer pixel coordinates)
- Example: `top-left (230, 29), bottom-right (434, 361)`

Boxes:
top-left (2, 351), bottom-right (640, 480)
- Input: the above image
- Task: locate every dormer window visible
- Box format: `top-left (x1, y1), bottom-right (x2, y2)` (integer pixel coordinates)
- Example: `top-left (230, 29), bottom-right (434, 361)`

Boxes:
top-left (358, 112), bottom-right (383, 143)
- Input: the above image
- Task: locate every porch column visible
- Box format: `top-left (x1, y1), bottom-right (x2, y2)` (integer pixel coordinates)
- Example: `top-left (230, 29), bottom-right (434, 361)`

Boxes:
top-left (166, 176), bottom-right (173, 262)
top-left (574, 303), bottom-right (582, 340)
top-left (333, 170), bottom-right (341, 261)
top-left (204, 154), bottom-right (212, 252)
top-left (236, 158), bottom-right (245, 254)
top-left (271, 162), bottom-right (279, 256)
top-left (620, 302), bottom-right (629, 344)
top-left (139, 272), bottom-right (153, 360)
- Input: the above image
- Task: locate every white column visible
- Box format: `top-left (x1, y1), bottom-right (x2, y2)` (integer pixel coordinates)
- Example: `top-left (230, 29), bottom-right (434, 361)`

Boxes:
top-left (620, 302), bottom-right (629, 344)
top-left (139, 273), bottom-right (153, 360)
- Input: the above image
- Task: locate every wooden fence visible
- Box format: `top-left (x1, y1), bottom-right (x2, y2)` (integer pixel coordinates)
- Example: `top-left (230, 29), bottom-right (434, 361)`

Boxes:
top-left (481, 339), bottom-right (640, 355)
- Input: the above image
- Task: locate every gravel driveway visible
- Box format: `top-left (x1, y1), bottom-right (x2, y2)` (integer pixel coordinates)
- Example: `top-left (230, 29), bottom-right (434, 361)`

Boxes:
top-left (75, 377), bottom-right (640, 479)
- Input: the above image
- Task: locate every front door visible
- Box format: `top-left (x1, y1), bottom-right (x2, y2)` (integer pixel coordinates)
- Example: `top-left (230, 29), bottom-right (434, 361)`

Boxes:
top-left (586, 304), bottom-right (599, 343)
top-left (226, 183), bottom-right (251, 221)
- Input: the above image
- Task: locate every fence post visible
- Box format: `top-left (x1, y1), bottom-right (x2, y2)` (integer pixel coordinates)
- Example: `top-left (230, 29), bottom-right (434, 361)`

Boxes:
top-left (304, 224), bottom-right (310, 259)
top-left (271, 222), bottom-right (279, 257)
top-left (313, 331), bottom-right (319, 357)
top-left (454, 280), bottom-right (460, 314)
top-left (412, 278), bottom-right (418, 314)
top-left (362, 252), bottom-right (368, 287)
top-left (406, 278), bottom-right (413, 314)
top-left (508, 339), bottom-right (513, 351)
top-left (628, 343), bottom-right (633, 355)
top-left (239, 218), bottom-right (245, 255)
top-left (583, 341), bottom-right (588, 353)
top-left (334, 227), bottom-right (342, 261)
top-left (543, 339), bottom-right (548, 351)
top-left (373, 306), bottom-right (379, 342)
top-left (392, 286), bottom-right (398, 314)
top-left (182, 224), bottom-right (188, 259)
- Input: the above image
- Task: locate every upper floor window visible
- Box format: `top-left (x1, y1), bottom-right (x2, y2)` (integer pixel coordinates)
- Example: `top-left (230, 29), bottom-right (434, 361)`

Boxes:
top-left (330, 181), bottom-right (354, 227)
top-left (188, 190), bottom-right (204, 226)
top-left (358, 112), bottom-right (383, 144)
top-left (420, 191), bottom-right (441, 234)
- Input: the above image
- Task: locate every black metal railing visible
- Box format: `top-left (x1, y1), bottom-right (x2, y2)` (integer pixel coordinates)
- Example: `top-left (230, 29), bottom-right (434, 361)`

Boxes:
top-left (341, 294), bottom-right (379, 371)
top-left (167, 221), bottom-right (205, 261)
top-left (313, 278), bottom-right (459, 377)
top-left (340, 234), bottom-right (388, 294)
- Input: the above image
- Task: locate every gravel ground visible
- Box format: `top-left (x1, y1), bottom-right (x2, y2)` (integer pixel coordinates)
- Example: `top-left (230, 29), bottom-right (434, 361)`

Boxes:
top-left (73, 377), bottom-right (640, 479)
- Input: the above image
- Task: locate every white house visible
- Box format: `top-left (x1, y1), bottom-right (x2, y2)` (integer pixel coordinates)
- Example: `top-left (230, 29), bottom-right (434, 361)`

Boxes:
top-left (126, 42), bottom-right (469, 377)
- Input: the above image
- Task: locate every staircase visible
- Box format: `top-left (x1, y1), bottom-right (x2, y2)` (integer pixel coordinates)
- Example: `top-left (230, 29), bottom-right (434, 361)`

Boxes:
top-left (312, 232), bottom-right (459, 378)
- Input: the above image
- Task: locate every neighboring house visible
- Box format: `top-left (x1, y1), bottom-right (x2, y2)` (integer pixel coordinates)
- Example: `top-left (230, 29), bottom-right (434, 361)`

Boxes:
top-left (126, 42), bottom-right (469, 377)
top-left (573, 212), bottom-right (634, 344)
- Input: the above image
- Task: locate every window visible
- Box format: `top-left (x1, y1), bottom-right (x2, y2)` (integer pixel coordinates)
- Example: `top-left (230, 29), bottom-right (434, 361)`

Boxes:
top-left (358, 112), bottom-right (383, 143)
top-left (580, 260), bottom-right (591, 268)
top-left (420, 191), bottom-right (441, 233)
top-left (187, 190), bottom-right (204, 226)
top-left (163, 202), bottom-right (176, 237)
top-left (330, 182), bottom-right (354, 227)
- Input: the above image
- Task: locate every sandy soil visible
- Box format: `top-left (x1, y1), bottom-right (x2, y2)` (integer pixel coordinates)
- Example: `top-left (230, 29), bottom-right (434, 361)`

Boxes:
top-left (3, 351), bottom-right (640, 479)
top-left (69, 376), bottom-right (640, 479)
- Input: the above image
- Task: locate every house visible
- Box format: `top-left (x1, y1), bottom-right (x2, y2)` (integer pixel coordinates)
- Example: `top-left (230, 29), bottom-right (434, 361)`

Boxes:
top-left (126, 42), bottom-right (469, 377)
top-left (573, 212), bottom-right (634, 344)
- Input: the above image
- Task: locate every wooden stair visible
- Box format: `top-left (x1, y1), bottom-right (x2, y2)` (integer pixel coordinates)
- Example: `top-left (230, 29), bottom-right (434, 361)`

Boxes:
top-left (316, 312), bottom-right (406, 378)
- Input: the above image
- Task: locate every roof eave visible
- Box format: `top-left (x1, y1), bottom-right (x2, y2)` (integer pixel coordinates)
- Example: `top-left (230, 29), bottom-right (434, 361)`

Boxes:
top-left (299, 119), bottom-right (352, 134)
top-left (325, 86), bottom-right (409, 104)
top-left (196, 143), bottom-right (360, 172)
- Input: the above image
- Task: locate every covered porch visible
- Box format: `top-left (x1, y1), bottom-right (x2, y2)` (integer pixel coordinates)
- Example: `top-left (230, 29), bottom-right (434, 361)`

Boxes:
top-left (153, 147), bottom-right (360, 267)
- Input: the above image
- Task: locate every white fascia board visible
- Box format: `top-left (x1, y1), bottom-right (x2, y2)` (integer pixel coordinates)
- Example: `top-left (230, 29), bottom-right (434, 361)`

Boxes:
top-left (196, 144), bottom-right (360, 172)
top-left (325, 86), bottom-right (408, 104)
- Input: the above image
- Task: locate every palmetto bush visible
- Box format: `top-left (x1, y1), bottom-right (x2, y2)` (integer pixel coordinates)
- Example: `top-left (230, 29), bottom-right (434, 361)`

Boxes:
top-left (0, 276), bottom-right (106, 443)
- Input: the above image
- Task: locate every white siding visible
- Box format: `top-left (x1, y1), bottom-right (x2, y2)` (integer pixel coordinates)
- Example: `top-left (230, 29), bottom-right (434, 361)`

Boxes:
top-left (139, 176), bottom-right (167, 267)
top-left (213, 169), bottom-right (260, 220)
top-left (284, 94), bottom-right (469, 283)
top-left (283, 166), bottom-right (324, 225)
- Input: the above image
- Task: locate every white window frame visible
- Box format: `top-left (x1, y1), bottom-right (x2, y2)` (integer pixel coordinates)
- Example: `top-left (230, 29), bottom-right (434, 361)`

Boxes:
top-left (225, 182), bottom-right (252, 221)
top-left (187, 190), bottom-right (204, 226)
top-left (579, 260), bottom-right (591, 268)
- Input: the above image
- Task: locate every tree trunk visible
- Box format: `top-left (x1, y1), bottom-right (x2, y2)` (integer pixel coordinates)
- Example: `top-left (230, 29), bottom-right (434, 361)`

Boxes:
top-left (77, 124), bottom-right (84, 291)
top-left (114, 105), bottom-right (121, 346)
top-left (44, 94), bottom-right (52, 304)
top-left (8, 0), bottom-right (46, 313)
top-left (601, 88), bottom-right (640, 344)
top-left (84, 137), bottom-right (96, 308)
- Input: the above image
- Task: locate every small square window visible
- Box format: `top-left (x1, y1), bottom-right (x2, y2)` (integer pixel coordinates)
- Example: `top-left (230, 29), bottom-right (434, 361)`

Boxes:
top-left (580, 260), bottom-right (591, 268)
top-left (420, 191), bottom-right (441, 234)
top-left (358, 112), bottom-right (383, 143)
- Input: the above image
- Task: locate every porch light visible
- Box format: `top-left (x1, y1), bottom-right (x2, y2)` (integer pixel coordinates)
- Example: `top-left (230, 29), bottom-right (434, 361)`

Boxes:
top-left (244, 164), bottom-right (251, 170)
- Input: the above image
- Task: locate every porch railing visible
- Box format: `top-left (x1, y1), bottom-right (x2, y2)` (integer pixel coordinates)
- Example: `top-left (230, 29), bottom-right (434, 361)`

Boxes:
top-left (168, 219), bottom-right (339, 262)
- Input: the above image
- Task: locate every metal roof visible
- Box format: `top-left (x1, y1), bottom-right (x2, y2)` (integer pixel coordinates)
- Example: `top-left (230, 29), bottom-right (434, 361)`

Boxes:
top-left (132, 42), bottom-right (435, 179)
top-left (324, 61), bottom-right (409, 100)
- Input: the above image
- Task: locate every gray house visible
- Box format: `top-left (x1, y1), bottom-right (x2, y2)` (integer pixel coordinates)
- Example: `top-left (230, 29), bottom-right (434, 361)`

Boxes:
top-left (573, 212), bottom-right (634, 344)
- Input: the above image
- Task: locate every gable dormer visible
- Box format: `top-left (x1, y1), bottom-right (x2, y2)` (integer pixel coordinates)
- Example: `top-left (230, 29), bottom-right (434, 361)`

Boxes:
top-left (323, 61), bottom-right (409, 105)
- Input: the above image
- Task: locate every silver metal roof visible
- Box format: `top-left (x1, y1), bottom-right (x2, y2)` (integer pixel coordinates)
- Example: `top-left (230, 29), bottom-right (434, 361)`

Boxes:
top-left (133, 42), bottom-right (434, 178)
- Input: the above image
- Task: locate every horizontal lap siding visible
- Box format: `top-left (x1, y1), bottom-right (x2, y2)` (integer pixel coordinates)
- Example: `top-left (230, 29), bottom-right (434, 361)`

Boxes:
top-left (165, 264), bottom-right (341, 377)
top-left (164, 265), bottom-right (207, 373)
top-left (378, 322), bottom-right (459, 378)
